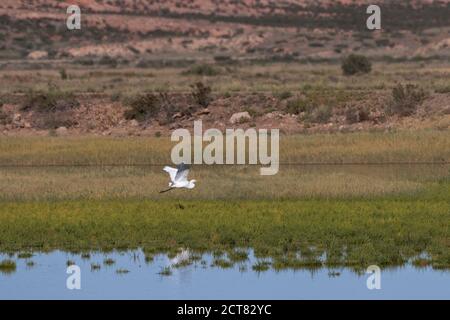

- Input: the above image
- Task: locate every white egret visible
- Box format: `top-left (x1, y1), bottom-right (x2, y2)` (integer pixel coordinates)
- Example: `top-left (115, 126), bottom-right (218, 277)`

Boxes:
top-left (160, 163), bottom-right (196, 193)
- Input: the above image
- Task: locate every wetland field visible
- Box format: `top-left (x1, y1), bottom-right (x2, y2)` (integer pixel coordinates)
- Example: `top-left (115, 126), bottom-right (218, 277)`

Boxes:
top-left (0, 132), bottom-right (449, 277)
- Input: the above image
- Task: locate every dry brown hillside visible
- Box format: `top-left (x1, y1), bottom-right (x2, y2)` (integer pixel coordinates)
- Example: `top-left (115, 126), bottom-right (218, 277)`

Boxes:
top-left (1, 0), bottom-right (450, 63)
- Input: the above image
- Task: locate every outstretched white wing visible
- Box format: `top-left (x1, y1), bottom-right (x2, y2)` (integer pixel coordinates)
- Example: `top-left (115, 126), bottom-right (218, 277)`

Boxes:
top-left (163, 166), bottom-right (178, 183)
top-left (175, 163), bottom-right (190, 182)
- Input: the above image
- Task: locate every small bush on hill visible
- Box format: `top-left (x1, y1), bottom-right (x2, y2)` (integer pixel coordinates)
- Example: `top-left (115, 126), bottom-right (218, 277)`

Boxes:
top-left (191, 82), bottom-right (212, 108)
top-left (124, 93), bottom-right (160, 121)
top-left (0, 106), bottom-right (11, 125)
top-left (59, 68), bottom-right (68, 80)
top-left (341, 54), bottom-right (372, 75)
top-left (345, 104), bottom-right (370, 124)
top-left (183, 64), bottom-right (221, 76)
top-left (308, 105), bottom-right (332, 123)
top-left (21, 88), bottom-right (79, 112)
top-left (38, 111), bottom-right (76, 129)
top-left (285, 97), bottom-right (318, 115)
top-left (386, 84), bottom-right (427, 116)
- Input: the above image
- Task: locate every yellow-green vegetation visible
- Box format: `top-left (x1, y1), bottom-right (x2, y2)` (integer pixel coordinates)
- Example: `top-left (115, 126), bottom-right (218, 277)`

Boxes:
top-left (0, 259), bottom-right (17, 274)
top-left (1, 62), bottom-right (449, 95)
top-left (0, 130), bottom-right (448, 200)
top-left (0, 185), bottom-right (448, 270)
top-left (0, 131), bottom-right (448, 270)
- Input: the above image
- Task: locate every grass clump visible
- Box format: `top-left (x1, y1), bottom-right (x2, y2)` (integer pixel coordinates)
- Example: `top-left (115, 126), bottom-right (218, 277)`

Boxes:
top-left (252, 261), bottom-right (271, 272)
top-left (90, 263), bottom-right (101, 271)
top-left (66, 260), bottom-right (76, 266)
top-left (0, 106), bottom-right (11, 125)
top-left (345, 104), bottom-right (370, 124)
top-left (123, 93), bottom-right (160, 121)
top-left (228, 250), bottom-right (249, 263)
top-left (0, 260), bottom-right (16, 274)
top-left (172, 260), bottom-right (193, 269)
top-left (275, 90), bottom-right (292, 100)
top-left (285, 97), bottom-right (317, 115)
top-left (26, 261), bottom-right (35, 267)
top-left (103, 258), bottom-right (115, 266)
top-left (212, 258), bottom-right (234, 269)
top-left (306, 105), bottom-right (332, 123)
top-left (182, 64), bottom-right (221, 76)
top-left (386, 84), bottom-right (427, 117)
top-left (412, 258), bottom-right (432, 268)
top-left (17, 252), bottom-right (33, 259)
top-left (116, 268), bottom-right (130, 274)
top-left (158, 267), bottom-right (172, 276)
top-left (341, 54), bottom-right (372, 76)
top-left (21, 87), bottom-right (78, 113)
top-left (191, 81), bottom-right (212, 107)
top-left (144, 255), bottom-right (154, 264)
top-left (59, 68), bottom-right (68, 80)
top-left (81, 253), bottom-right (91, 260)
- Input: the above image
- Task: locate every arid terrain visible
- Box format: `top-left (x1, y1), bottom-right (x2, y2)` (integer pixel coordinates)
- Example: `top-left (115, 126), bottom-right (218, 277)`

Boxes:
top-left (1, 1), bottom-right (450, 63)
top-left (0, 0), bottom-right (449, 136)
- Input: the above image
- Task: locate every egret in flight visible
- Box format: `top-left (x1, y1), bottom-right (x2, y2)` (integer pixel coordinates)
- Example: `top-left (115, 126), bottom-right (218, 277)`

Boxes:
top-left (160, 163), bottom-right (196, 193)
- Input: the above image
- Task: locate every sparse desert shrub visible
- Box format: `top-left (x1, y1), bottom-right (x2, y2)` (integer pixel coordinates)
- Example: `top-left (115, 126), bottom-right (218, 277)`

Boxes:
top-left (74, 57), bottom-right (95, 66)
top-left (386, 84), bottom-right (427, 116)
top-left (183, 64), bottom-right (220, 76)
top-left (276, 91), bottom-right (292, 100)
top-left (124, 93), bottom-right (160, 121)
top-left (191, 81), bottom-right (212, 108)
top-left (214, 55), bottom-right (232, 64)
top-left (0, 106), bottom-right (11, 125)
top-left (158, 92), bottom-right (177, 125)
top-left (98, 55), bottom-right (118, 68)
top-left (345, 104), bottom-right (370, 124)
top-left (59, 68), bottom-right (68, 80)
top-left (110, 92), bottom-right (122, 102)
top-left (435, 86), bottom-right (450, 94)
top-left (21, 88), bottom-right (79, 113)
top-left (136, 59), bottom-right (151, 68)
top-left (38, 111), bottom-right (76, 129)
top-left (285, 97), bottom-right (318, 115)
top-left (341, 54), bottom-right (372, 75)
top-left (308, 105), bottom-right (332, 123)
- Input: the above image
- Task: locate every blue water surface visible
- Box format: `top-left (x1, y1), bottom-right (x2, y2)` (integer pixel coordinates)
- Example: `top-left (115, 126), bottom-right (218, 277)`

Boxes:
top-left (0, 250), bottom-right (448, 300)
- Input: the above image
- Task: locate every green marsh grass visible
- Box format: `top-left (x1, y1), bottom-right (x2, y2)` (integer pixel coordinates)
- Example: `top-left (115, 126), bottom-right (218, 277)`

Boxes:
top-left (90, 263), bottom-right (101, 271)
top-left (103, 258), bottom-right (115, 266)
top-left (158, 267), bottom-right (172, 276)
top-left (212, 258), bottom-right (234, 269)
top-left (1, 193), bottom-right (447, 269)
top-left (0, 131), bottom-right (448, 270)
top-left (0, 259), bottom-right (17, 274)
top-left (116, 269), bottom-right (130, 274)
top-left (252, 261), bottom-right (271, 272)
top-left (17, 252), bottom-right (33, 259)
top-left (26, 261), bottom-right (35, 267)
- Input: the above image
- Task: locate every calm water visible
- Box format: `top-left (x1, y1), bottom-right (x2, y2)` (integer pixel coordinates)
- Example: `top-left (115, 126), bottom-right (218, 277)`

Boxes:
top-left (0, 250), bottom-right (448, 300)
